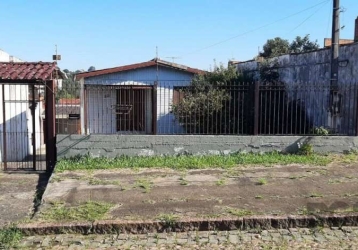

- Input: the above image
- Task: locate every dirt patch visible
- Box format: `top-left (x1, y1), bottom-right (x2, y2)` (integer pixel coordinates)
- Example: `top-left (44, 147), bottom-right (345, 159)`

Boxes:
top-left (39, 164), bottom-right (358, 222)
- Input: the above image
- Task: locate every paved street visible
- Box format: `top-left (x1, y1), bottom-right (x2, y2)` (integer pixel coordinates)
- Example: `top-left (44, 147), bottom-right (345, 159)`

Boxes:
top-left (18, 227), bottom-right (358, 249)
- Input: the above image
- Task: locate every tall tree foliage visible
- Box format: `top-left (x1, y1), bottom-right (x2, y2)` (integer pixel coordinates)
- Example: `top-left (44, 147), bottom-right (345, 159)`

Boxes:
top-left (260, 35), bottom-right (320, 58)
top-left (56, 69), bottom-right (80, 102)
top-left (88, 66), bottom-right (96, 72)
top-left (260, 37), bottom-right (290, 58)
top-left (289, 35), bottom-right (319, 53)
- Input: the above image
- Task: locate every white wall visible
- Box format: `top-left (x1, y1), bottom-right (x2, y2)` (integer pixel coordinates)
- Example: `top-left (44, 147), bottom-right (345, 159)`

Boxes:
top-left (156, 82), bottom-right (187, 134)
top-left (87, 88), bottom-right (116, 134)
top-left (0, 51), bottom-right (34, 162)
top-left (0, 85), bottom-right (30, 161)
top-left (84, 66), bottom-right (195, 134)
top-left (0, 49), bottom-right (22, 62)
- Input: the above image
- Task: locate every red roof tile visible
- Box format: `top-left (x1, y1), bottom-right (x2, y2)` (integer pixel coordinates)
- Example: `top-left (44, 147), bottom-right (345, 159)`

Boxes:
top-left (58, 98), bottom-right (81, 105)
top-left (76, 58), bottom-right (205, 80)
top-left (0, 62), bottom-right (57, 81)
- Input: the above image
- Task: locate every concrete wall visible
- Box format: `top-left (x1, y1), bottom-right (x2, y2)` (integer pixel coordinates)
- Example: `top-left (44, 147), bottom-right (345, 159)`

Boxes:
top-left (56, 134), bottom-right (358, 159)
top-left (84, 66), bottom-right (195, 134)
top-left (236, 43), bottom-right (358, 84)
top-left (235, 43), bottom-right (358, 134)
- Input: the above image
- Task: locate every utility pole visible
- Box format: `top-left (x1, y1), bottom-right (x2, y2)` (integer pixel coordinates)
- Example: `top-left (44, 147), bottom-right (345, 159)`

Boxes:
top-left (330, 0), bottom-right (340, 87)
top-left (329, 0), bottom-right (340, 131)
top-left (52, 45), bottom-right (61, 84)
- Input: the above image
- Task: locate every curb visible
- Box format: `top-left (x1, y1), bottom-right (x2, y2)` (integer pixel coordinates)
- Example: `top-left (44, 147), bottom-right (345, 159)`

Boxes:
top-left (16, 213), bottom-right (358, 236)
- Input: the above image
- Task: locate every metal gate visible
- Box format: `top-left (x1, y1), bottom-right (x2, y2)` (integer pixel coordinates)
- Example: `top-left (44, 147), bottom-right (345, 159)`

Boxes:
top-left (0, 83), bottom-right (46, 171)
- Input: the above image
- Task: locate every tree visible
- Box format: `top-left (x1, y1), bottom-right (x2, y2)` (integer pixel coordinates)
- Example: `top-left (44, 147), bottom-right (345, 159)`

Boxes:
top-left (88, 66), bottom-right (96, 72)
top-left (289, 35), bottom-right (319, 53)
top-left (260, 37), bottom-right (290, 58)
top-left (55, 69), bottom-right (80, 102)
top-left (172, 61), bottom-right (311, 135)
top-left (172, 64), bottom-right (254, 134)
top-left (260, 35), bottom-right (320, 58)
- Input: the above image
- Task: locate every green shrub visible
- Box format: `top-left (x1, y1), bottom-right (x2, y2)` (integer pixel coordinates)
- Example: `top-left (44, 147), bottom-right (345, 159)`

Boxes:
top-left (311, 126), bottom-right (330, 135)
top-left (298, 142), bottom-right (313, 156)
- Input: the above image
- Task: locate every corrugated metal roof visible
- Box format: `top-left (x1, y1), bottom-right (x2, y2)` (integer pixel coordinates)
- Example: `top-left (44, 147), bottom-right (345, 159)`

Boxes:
top-left (76, 58), bottom-right (205, 80)
top-left (0, 62), bottom-right (57, 81)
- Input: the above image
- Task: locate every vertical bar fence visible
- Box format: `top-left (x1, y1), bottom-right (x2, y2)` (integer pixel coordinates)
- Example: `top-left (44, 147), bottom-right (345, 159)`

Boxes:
top-left (54, 80), bottom-right (358, 136)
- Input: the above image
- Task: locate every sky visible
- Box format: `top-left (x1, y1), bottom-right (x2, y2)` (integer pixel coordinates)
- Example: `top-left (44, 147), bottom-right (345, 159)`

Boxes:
top-left (0, 0), bottom-right (357, 72)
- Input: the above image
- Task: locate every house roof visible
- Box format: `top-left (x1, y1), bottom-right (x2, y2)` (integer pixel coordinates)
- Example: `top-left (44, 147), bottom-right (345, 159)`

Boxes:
top-left (56, 105), bottom-right (80, 116)
top-left (58, 98), bottom-right (80, 105)
top-left (75, 58), bottom-right (205, 80)
top-left (0, 62), bottom-right (58, 82)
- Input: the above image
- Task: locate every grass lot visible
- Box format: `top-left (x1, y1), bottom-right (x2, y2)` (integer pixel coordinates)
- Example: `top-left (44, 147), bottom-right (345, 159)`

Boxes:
top-left (40, 201), bottom-right (114, 222)
top-left (54, 151), bottom-right (341, 172)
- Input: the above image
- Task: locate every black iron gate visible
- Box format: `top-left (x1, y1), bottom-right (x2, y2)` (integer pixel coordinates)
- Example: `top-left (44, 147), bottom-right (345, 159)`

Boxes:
top-left (0, 83), bottom-right (46, 171)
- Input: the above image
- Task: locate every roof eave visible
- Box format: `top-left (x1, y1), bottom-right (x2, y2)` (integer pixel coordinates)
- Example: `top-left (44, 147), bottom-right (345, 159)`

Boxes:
top-left (75, 60), bottom-right (206, 80)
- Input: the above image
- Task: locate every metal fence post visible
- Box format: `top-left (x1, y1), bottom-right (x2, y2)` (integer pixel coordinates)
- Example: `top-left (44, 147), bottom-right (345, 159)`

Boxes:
top-left (152, 82), bottom-right (157, 135)
top-left (2, 84), bottom-right (7, 170)
top-left (253, 82), bottom-right (260, 135)
top-left (31, 85), bottom-right (36, 170)
top-left (45, 80), bottom-right (56, 172)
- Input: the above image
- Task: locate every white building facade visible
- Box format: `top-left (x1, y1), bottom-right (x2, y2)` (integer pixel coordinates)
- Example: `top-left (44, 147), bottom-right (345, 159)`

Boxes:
top-left (76, 59), bottom-right (204, 135)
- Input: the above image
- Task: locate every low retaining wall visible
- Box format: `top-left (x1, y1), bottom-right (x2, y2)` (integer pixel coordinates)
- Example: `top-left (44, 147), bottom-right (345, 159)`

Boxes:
top-left (56, 135), bottom-right (358, 159)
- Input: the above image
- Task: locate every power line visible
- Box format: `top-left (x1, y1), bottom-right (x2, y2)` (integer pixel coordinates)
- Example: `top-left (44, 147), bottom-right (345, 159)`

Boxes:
top-left (326, 0), bottom-right (333, 38)
top-left (289, 1), bottom-right (329, 33)
top-left (180, 0), bottom-right (330, 57)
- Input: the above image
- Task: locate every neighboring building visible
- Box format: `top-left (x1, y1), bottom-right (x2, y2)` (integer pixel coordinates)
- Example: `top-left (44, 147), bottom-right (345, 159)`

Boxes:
top-left (0, 50), bottom-right (42, 162)
top-left (55, 98), bottom-right (81, 134)
top-left (323, 38), bottom-right (354, 48)
top-left (233, 17), bottom-right (358, 85)
top-left (0, 49), bottom-right (22, 62)
top-left (322, 16), bottom-right (358, 47)
top-left (76, 58), bottom-right (205, 135)
top-left (231, 17), bottom-right (358, 135)
top-left (0, 60), bottom-right (62, 163)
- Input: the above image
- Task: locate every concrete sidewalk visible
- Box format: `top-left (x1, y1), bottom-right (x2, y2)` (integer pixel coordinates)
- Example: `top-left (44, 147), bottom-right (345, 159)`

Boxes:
top-left (38, 162), bottom-right (358, 225)
top-left (0, 171), bottom-right (49, 227)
